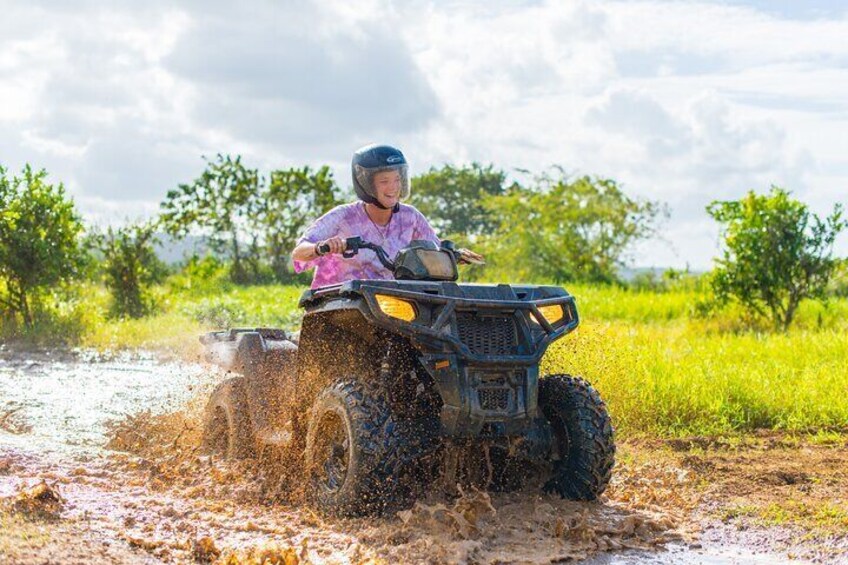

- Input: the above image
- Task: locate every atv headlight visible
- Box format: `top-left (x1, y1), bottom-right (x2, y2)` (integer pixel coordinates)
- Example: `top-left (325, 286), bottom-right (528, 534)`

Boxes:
top-left (536, 304), bottom-right (564, 325)
top-left (375, 294), bottom-right (417, 322)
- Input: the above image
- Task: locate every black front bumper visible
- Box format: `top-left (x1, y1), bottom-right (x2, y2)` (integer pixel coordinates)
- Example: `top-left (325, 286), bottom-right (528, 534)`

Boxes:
top-left (302, 280), bottom-right (579, 437)
top-left (422, 355), bottom-right (541, 436)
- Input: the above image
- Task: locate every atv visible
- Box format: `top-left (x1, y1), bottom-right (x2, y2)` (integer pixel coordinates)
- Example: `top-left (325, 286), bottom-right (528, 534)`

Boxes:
top-left (200, 237), bottom-right (614, 516)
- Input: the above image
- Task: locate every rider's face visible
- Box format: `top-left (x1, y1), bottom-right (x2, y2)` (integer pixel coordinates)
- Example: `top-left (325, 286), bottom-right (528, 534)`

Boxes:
top-left (372, 170), bottom-right (402, 208)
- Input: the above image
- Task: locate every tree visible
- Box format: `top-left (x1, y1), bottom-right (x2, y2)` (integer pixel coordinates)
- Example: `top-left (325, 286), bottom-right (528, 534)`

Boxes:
top-left (0, 165), bottom-right (85, 328)
top-left (707, 187), bottom-right (846, 330)
top-left (99, 221), bottom-right (167, 319)
top-left (409, 163), bottom-right (511, 242)
top-left (261, 166), bottom-right (342, 281)
top-left (160, 155), bottom-right (261, 284)
top-left (480, 172), bottom-right (665, 283)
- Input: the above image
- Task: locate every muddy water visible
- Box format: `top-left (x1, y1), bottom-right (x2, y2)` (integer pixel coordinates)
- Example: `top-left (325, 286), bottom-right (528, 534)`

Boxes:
top-left (0, 348), bottom-right (809, 564)
top-left (0, 349), bottom-right (207, 454)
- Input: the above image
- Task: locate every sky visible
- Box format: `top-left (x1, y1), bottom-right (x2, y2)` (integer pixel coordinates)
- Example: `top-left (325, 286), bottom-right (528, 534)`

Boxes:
top-left (1, 0), bottom-right (846, 269)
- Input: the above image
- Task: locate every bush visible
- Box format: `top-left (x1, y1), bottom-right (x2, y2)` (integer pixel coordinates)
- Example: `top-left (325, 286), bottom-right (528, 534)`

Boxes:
top-left (707, 188), bottom-right (845, 330)
top-left (99, 222), bottom-right (167, 319)
top-left (0, 284), bottom-right (100, 345)
top-left (0, 165), bottom-right (86, 330)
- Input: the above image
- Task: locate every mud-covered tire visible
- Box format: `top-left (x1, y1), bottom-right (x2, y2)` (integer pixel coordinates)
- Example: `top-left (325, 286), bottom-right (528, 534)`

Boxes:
top-left (539, 374), bottom-right (615, 500)
top-left (202, 377), bottom-right (255, 460)
top-left (305, 380), bottom-right (407, 516)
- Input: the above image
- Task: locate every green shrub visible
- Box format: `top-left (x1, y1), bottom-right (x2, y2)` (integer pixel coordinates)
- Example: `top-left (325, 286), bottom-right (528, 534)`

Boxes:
top-left (0, 165), bottom-right (86, 330)
top-left (99, 222), bottom-right (167, 319)
top-left (707, 188), bottom-right (845, 330)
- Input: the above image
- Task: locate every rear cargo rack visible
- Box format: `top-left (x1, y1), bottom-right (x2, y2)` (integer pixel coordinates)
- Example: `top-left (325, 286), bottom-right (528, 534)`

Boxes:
top-left (200, 327), bottom-right (290, 345)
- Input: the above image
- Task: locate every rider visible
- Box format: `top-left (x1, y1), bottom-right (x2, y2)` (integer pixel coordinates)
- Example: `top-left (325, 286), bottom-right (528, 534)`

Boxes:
top-left (291, 144), bottom-right (482, 288)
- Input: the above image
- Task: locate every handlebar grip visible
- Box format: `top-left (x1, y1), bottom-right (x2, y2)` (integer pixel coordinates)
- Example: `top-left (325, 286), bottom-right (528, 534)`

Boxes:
top-left (318, 236), bottom-right (362, 258)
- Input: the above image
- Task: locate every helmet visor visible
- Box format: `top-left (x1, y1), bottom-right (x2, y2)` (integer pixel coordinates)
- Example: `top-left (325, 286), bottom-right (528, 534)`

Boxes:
top-left (354, 163), bottom-right (410, 201)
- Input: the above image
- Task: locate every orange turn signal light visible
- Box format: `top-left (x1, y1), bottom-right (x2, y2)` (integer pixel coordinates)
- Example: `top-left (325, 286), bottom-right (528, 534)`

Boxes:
top-left (375, 294), bottom-right (417, 322)
top-left (536, 304), bottom-right (564, 325)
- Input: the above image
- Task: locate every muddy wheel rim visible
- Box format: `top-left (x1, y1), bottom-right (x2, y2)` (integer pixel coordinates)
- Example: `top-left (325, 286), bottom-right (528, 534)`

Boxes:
top-left (312, 412), bottom-right (350, 493)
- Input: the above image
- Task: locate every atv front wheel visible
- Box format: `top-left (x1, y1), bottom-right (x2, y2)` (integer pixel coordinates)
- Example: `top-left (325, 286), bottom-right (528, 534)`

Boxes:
top-left (201, 377), bottom-right (255, 460)
top-left (539, 374), bottom-right (615, 500)
top-left (305, 380), bottom-right (407, 516)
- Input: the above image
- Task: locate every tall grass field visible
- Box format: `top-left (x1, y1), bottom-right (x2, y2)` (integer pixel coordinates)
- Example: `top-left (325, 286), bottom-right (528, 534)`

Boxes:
top-left (543, 285), bottom-right (848, 437)
top-left (8, 279), bottom-right (848, 439)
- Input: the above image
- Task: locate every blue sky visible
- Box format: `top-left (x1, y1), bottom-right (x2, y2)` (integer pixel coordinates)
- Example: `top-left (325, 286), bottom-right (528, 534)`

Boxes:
top-left (1, 0), bottom-right (846, 268)
top-left (720, 0), bottom-right (846, 19)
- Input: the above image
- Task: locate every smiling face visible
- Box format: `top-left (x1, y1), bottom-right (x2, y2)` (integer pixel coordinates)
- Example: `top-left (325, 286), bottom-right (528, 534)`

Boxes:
top-left (372, 170), bottom-right (403, 208)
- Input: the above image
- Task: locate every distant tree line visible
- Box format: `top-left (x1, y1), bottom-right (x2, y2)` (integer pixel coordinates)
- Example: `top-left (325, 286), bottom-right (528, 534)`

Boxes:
top-left (0, 158), bottom-right (845, 331)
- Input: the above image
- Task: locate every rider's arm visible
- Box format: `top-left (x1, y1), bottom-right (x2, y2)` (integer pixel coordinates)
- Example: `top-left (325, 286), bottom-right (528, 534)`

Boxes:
top-left (291, 205), bottom-right (349, 272)
top-left (291, 241), bottom-right (321, 262)
top-left (291, 237), bottom-right (345, 261)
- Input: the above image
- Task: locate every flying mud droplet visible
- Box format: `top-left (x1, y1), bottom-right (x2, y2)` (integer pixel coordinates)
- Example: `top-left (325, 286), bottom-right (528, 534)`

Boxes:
top-left (192, 536), bottom-right (221, 563)
top-left (4, 480), bottom-right (65, 521)
top-left (0, 401), bottom-right (32, 435)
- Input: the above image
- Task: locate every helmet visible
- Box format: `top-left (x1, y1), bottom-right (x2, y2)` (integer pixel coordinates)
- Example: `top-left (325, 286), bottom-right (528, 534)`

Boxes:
top-left (351, 144), bottom-right (410, 209)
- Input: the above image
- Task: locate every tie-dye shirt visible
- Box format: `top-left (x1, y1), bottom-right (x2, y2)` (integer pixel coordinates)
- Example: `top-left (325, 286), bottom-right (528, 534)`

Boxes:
top-left (293, 202), bottom-right (440, 288)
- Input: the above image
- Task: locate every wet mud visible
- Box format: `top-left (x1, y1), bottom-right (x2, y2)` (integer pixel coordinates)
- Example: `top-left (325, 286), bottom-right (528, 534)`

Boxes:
top-left (1, 347), bottom-right (845, 564)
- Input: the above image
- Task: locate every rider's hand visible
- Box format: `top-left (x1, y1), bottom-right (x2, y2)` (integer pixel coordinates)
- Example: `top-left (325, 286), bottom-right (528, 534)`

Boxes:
top-left (458, 248), bottom-right (485, 265)
top-left (317, 236), bottom-right (346, 256)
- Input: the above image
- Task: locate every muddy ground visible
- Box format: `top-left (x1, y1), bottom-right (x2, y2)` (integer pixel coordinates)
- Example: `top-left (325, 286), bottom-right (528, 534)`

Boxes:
top-left (0, 348), bottom-right (846, 564)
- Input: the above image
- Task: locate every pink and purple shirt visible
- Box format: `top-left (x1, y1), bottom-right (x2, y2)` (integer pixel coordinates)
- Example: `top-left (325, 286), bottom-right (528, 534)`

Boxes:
top-left (293, 202), bottom-right (440, 288)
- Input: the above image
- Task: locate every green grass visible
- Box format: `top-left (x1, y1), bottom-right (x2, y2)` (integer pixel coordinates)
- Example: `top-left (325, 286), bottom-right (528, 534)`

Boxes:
top-left (540, 284), bottom-right (848, 436)
top-left (542, 320), bottom-right (848, 436)
top-left (722, 501), bottom-right (848, 531)
top-left (3, 279), bottom-right (847, 438)
top-left (78, 283), bottom-right (306, 356)
top-left (567, 282), bottom-right (848, 329)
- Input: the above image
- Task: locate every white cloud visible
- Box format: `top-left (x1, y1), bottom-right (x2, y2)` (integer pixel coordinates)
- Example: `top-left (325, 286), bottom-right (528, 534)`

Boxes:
top-left (0, 0), bottom-right (846, 267)
top-left (396, 0), bottom-right (848, 267)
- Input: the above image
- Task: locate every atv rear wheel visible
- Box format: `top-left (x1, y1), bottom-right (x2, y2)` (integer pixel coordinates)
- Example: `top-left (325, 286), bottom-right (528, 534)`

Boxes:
top-left (202, 377), bottom-right (255, 460)
top-left (539, 374), bottom-right (615, 500)
top-left (305, 380), bottom-right (407, 516)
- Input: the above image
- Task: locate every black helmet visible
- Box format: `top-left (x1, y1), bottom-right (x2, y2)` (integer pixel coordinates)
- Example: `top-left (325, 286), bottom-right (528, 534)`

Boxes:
top-left (351, 144), bottom-right (410, 209)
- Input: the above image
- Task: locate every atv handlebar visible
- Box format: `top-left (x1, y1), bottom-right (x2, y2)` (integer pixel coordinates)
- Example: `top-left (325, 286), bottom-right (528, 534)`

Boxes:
top-left (317, 237), bottom-right (396, 271)
top-left (344, 237), bottom-right (396, 271)
top-left (318, 237), bottom-right (461, 273)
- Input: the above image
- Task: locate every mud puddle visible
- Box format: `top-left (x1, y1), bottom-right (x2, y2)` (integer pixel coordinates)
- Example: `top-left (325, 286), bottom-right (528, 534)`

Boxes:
top-left (0, 348), bottom-right (207, 455)
top-left (0, 347), bottom-right (838, 563)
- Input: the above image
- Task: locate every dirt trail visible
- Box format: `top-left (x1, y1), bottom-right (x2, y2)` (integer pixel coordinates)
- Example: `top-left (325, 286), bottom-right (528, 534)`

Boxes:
top-left (1, 347), bottom-right (845, 564)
